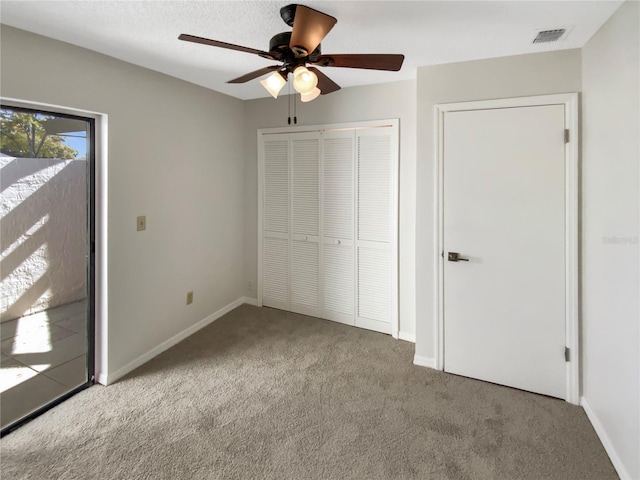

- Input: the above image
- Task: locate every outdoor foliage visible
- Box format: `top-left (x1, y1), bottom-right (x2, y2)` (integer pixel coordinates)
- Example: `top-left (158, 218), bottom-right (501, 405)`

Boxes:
top-left (0, 110), bottom-right (78, 159)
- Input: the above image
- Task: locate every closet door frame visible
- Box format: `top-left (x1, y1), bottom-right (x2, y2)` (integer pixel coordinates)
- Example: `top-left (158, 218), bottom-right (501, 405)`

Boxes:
top-left (257, 119), bottom-right (399, 338)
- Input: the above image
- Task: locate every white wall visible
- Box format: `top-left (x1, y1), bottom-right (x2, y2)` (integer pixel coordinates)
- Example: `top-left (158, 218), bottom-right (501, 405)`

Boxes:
top-left (243, 81), bottom-right (417, 340)
top-left (1, 25), bottom-right (246, 379)
top-left (415, 50), bottom-right (582, 364)
top-left (581, 1), bottom-right (639, 478)
top-left (1, 157), bottom-right (86, 320)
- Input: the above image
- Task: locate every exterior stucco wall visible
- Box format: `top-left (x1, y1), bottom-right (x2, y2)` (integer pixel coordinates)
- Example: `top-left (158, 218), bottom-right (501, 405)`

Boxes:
top-left (1, 156), bottom-right (87, 321)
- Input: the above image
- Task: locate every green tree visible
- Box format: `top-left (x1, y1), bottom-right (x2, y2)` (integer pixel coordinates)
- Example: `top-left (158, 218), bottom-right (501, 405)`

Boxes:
top-left (0, 110), bottom-right (78, 159)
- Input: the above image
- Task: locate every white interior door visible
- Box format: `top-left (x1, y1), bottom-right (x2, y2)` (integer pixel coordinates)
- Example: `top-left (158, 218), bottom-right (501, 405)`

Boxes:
top-left (290, 133), bottom-right (321, 317)
top-left (262, 137), bottom-right (290, 311)
top-left (321, 131), bottom-right (355, 325)
top-left (355, 128), bottom-right (396, 335)
top-left (443, 105), bottom-right (566, 398)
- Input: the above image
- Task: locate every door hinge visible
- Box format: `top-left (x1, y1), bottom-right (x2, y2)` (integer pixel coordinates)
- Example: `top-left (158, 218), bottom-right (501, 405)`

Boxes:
top-left (564, 346), bottom-right (570, 362)
top-left (564, 129), bottom-right (570, 144)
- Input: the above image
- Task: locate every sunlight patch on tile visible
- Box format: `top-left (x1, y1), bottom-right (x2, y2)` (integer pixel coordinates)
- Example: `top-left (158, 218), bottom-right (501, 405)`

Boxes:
top-left (10, 314), bottom-right (52, 354)
top-left (0, 362), bottom-right (39, 393)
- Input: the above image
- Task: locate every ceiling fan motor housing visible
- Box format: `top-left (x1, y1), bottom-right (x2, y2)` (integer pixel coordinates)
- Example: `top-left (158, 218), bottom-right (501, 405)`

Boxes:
top-left (269, 31), bottom-right (321, 64)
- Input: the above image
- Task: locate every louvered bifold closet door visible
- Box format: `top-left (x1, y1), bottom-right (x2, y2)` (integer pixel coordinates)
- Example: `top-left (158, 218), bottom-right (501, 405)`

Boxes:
top-left (356, 127), bottom-right (397, 334)
top-left (262, 137), bottom-right (290, 310)
top-left (321, 131), bottom-right (355, 325)
top-left (290, 132), bottom-right (321, 317)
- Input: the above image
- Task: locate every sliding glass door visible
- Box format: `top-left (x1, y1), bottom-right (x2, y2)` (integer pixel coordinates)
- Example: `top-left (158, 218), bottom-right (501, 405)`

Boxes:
top-left (0, 105), bottom-right (94, 434)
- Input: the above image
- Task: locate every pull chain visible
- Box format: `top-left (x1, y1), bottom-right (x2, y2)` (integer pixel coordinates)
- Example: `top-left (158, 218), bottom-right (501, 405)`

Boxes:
top-left (287, 80), bottom-right (292, 125)
top-left (294, 90), bottom-right (297, 125)
top-left (285, 77), bottom-right (299, 125)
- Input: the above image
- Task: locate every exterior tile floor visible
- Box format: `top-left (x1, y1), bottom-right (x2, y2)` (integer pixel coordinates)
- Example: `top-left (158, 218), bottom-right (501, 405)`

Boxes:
top-left (0, 300), bottom-right (88, 429)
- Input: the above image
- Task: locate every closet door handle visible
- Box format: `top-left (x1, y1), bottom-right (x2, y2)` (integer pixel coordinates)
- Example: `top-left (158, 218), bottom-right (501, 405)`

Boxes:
top-left (448, 252), bottom-right (469, 262)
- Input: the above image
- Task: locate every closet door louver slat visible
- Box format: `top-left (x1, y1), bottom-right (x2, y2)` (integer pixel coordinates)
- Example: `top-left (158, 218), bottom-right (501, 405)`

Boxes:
top-left (291, 138), bottom-right (320, 237)
top-left (323, 136), bottom-right (354, 240)
top-left (263, 237), bottom-right (289, 309)
top-left (323, 243), bottom-right (354, 319)
top-left (357, 246), bottom-right (390, 322)
top-left (358, 135), bottom-right (391, 243)
top-left (291, 241), bottom-right (320, 310)
top-left (263, 140), bottom-right (289, 234)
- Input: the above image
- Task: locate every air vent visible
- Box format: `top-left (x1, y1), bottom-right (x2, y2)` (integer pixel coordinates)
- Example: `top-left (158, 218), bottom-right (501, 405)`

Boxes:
top-left (533, 29), bottom-right (566, 44)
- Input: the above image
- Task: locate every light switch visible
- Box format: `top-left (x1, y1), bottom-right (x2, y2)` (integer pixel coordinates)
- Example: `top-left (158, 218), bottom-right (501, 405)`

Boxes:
top-left (137, 215), bottom-right (146, 231)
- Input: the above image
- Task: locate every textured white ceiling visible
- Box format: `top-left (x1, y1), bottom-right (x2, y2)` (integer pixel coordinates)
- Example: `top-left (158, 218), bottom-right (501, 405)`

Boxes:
top-left (0, 1), bottom-right (622, 100)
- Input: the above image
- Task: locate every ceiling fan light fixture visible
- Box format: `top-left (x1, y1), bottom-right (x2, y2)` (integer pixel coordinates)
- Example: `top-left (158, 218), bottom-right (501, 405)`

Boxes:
top-left (292, 66), bottom-right (318, 94)
top-left (260, 71), bottom-right (287, 98)
top-left (300, 87), bottom-right (321, 102)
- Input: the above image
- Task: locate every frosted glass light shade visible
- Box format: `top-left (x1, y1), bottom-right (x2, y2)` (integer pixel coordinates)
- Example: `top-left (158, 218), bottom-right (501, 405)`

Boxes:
top-left (260, 72), bottom-right (287, 98)
top-left (292, 66), bottom-right (318, 94)
top-left (300, 87), bottom-right (321, 103)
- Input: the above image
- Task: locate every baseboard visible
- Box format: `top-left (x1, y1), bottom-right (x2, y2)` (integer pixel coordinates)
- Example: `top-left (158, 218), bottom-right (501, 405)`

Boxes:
top-left (101, 297), bottom-right (247, 385)
top-left (241, 296), bottom-right (259, 306)
top-left (581, 397), bottom-right (632, 480)
top-left (413, 354), bottom-right (437, 369)
top-left (398, 331), bottom-right (416, 343)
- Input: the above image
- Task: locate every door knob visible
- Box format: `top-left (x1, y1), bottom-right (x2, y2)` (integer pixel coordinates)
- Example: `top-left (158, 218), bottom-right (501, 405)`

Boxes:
top-left (448, 252), bottom-right (469, 262)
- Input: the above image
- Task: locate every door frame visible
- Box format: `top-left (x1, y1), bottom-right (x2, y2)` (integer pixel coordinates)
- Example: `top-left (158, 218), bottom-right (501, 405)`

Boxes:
top-left (1, 97), bottom-right (109, 386)
top-left (257, 119), bottom-right (399, 338)
top-left (0, 98), bottom-right (107, 434)
top-left (433, 93), bottom-right (579, 404)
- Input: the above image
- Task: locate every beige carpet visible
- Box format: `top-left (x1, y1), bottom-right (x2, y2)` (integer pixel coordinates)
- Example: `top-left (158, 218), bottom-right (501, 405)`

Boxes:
top-left (0, 305), bottom-right (616, 480)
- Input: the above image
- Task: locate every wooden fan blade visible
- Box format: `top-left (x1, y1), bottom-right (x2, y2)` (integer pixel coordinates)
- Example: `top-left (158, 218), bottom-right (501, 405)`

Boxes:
top-left (179, 34), bottom-right (276, 60)
top-left (289, 5), bottom-right (337, 57)
top-left (314, 54), bottom-right (405, 71)
top-left (308, 67), bottom-right (340, 95)
top-left (227, 66), bottom-right (283, 84)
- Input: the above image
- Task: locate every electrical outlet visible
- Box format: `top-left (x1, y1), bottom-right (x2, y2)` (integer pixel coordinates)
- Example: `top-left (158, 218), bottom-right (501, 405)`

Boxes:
top-left (186, 291), bottom-right (193, 305)
top-left (137, 215), bottom-right (146, 231)
top-left (248, 281), bottom-right (253, 290)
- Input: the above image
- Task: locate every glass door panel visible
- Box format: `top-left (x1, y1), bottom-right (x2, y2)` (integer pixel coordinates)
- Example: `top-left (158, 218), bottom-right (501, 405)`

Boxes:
top-left (0, 105), bottom-right (94, 433)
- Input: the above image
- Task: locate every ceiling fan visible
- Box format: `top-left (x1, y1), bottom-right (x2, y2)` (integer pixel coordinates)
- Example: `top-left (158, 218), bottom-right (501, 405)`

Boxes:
top-left (179, 4), bottom-right (405, 102)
